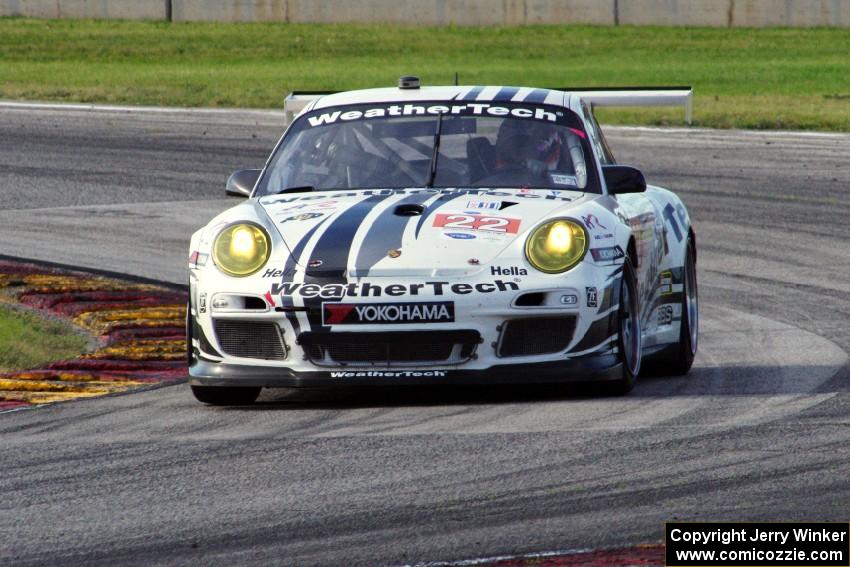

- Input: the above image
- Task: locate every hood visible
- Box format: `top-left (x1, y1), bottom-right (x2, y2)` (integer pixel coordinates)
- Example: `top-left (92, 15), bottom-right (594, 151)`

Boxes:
top-left (258, 188), bottom-right (587, 278)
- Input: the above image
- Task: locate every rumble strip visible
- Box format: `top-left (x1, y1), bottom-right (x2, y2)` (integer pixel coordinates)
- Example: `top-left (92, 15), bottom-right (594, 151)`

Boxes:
top-left (0, 259), bottom-right (187, 410)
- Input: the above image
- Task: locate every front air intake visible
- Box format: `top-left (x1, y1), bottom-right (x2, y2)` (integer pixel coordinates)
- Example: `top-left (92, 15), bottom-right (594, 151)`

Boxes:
top-left (498, 317), bottom-right (577, 357)
top-left (514, 292), bottom-right (545, 307)
top-left (213, 320), bottom-right (287, 360)
top-left (300, 330), bottom-right (479, 366)
top-left (394, 203), bottom-right (425, 216)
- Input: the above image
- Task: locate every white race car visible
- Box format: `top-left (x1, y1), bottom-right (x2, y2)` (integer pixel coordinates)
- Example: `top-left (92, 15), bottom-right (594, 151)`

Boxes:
top-left (187, 79), bottom-right (698, 405)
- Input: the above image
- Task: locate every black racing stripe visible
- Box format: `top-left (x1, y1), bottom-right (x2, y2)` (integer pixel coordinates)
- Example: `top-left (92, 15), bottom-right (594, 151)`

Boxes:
top-left (569, 309), bottom-right (617, 354)
top-left (304, 301), bottom-right (324, 330)
top-left (305, 194), bottom-right (390, 282)
top-left (281, 300), bottom-right (300, 336)
top-left (285, 215), bottom-right (331, 273)
top-left (606, 266), bottom-right (624, 280)
top-left (524, 88), bottom-right (550, 103)
top-left (414, 191), bottom-right (469, 238)
top-left (493, 86), bottom-right (520, 101)
top-left (462, 86), bottom-right (484, 101)
top-left (596, 281), bottom-right (618, 314)
top-left (195, 318), bottom-right (223, 358)
top-left (354, 192), bottom-right (434, 274)
top-left (300, 194), bottom-right (390, 332)
top-left (278, 216), bottom-right (331, 336)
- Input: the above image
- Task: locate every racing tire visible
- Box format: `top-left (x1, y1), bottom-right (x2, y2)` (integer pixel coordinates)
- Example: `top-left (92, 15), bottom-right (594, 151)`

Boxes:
top-left (609, 256), bottom-right (642, 395)
top-left (190, 385), bottom-right (262, 406)
top-left (186, 302), bottom-right (193, 366)
top-left (663, 236), bottom-right (698, 375)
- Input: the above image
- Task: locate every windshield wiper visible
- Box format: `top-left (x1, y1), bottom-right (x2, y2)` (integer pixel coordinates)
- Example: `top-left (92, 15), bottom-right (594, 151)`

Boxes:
top-left (426, 113), bottom-right (444, 188)
top-left (273, 185), bottom-right (316, 195)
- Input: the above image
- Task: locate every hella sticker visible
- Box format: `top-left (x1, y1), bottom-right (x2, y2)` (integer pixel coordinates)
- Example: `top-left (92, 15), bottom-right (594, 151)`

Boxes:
top-left (490, 266), bottom-right (528, 276)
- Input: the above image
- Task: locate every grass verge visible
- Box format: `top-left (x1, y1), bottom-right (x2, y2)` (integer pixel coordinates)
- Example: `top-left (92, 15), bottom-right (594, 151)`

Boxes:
top-left (0, 305), bottom-right (89, 372)
top-left (1, 18), bottom-right (850, 130)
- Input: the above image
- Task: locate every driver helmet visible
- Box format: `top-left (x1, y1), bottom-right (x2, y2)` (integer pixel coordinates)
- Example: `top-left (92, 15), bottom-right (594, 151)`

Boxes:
top-left (495, 119), bottom-right (563, 172)
top-left (526, 121), bottom-right (563, 171)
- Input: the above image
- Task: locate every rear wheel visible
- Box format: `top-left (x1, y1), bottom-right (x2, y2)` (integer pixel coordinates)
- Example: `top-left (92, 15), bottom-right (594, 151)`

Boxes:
top-left (609, 257), bottom-right (642, 394)
top-left (666, 237), bottom-right (698, 375)
top-left (191, 385), bottom-right (261, 406)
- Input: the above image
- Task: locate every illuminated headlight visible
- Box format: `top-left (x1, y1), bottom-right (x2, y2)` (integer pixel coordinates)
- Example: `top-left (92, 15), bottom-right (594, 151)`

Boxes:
top-left (212, 223), bottom-right (271, 277)
top-left (525, 219), bottom-right (588, 274)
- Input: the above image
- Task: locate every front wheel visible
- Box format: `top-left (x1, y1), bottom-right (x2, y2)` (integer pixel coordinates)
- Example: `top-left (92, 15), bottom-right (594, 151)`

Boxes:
top-left (191, 385), bottom-right (261, 406)
top-left (609, 257), bottom-right (642, 395)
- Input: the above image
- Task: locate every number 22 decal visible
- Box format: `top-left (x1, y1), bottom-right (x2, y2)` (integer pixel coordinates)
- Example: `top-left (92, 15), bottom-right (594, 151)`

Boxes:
top-left (433, 213), bottom-right (521, 234)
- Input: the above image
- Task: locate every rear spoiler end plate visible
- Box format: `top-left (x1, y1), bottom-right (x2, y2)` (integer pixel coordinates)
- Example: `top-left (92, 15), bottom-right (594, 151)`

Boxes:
top-left (284, 91), bottom-right (335, 125)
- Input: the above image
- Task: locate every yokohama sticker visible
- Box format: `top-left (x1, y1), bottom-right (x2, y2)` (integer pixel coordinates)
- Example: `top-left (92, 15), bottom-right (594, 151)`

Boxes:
top-left (433, 213), bottom-right (521, 234)
top-left (322, 301), bottom-right (455, 325)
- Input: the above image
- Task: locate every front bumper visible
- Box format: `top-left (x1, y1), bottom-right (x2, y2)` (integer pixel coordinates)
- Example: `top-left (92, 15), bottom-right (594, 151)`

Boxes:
top-left (189, 353), bottom-right (622, 387)
top-left (189, 255), bottom-right (625, 387)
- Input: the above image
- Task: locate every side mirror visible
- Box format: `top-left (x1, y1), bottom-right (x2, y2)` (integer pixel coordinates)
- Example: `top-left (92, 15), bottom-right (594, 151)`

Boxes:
top-left (602, 165), bottom-right (646, 194)
top-left (226, 169), bottom-right (261, 198)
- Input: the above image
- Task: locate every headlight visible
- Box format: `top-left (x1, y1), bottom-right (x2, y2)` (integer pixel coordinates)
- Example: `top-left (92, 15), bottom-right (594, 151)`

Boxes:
top-left (212, 223), bottom-right (271, 277)
top-left (525, 219), bottom-right (588, 274)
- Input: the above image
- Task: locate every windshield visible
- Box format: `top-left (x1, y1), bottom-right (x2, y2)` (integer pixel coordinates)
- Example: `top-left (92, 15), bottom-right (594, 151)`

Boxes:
top-left (255, 101), bottom-right (601, 195)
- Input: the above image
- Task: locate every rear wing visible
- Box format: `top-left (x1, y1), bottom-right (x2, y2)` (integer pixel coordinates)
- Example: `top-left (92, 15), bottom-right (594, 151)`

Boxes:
top-left (284, 91), bottom-right (334, 125)
top-left (561, 86), bottom-right (693, 125)
top-left (284, 86), bottom-right (694, 125)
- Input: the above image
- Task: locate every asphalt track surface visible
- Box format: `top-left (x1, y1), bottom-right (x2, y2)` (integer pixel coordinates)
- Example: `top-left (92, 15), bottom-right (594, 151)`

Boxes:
top-left (1, 104), bottom-right (848, 567)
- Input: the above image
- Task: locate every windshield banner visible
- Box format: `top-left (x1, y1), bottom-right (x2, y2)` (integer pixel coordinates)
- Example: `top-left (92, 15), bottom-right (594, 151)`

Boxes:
top-left (306, 102), bottom-right (566, 128)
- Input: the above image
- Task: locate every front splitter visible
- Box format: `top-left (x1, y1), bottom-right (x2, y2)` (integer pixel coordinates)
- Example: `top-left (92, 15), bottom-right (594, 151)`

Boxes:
top-left (189, 354), bottom-right (622, 387)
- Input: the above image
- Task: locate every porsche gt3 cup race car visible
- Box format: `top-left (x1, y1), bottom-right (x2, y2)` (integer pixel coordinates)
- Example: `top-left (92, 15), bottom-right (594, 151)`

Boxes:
top-left (187, 78), bottom-right (698, 405)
